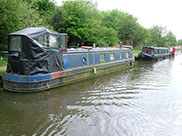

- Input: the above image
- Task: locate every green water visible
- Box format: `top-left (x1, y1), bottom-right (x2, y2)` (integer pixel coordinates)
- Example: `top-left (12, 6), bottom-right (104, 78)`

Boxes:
top-left (0, 55), bottom-right (182, 136)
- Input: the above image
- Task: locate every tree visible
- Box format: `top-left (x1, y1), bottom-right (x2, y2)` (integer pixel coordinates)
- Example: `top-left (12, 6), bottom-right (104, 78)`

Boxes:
top-left (177, 39), bottom-right (182, 45)
top-left (149, 25), bottom-right (167, 46)
top-left (133, 25), bottom-right (151, 47)
top-left (117, 13), bottom-right (138, 46)
top-left (32, 0), bottom-right (56, 19)
top-left (164, 31), bottom-right (177, 46)
top-left (95, 27), bottom-right (118, 47)
top-left (101, 10), bottom-right (143, 46)
top-left (49, 7), bottom-right (67, 33)
top-left (50, 1), bottom-right (103, 47)
top-left (101, 9), bottom-right (124, 31)
top-left (149, 25), bottom-right (177, 47)
top-left (0, 0), bottom-right (43, 47)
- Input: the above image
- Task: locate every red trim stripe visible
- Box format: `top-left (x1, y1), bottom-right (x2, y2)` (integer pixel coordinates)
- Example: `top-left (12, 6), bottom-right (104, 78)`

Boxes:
top-left (52, 71), bottom-right (66, 79)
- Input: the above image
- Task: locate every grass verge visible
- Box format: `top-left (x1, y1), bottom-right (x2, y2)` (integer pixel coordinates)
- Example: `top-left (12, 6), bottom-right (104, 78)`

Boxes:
top-left (0, 60), bottom-right (7, 66)
top-left (0, 55), bottom-right (7, 66)
top-left (0, 69), bottom-right (6, 77)
top-left (133, 47), bottom-right (142, 57)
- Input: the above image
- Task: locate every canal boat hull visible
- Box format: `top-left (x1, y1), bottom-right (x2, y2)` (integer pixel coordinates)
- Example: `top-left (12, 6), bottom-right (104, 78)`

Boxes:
top-left (3, 27), bottom-right (134, 92)
top-left (138, 52), bottom-right (170, 60)
top-left (138, 47), bottom-right (170, 60)
top-left (4, 58), bottom-right (133, 92)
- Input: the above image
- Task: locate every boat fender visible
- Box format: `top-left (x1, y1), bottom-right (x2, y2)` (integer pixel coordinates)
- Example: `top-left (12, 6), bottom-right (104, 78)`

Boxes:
top-left (93, 67), bottom-right (97, 74)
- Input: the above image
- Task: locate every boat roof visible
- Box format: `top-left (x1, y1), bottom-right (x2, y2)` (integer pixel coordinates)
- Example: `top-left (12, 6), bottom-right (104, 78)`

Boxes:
top-left (66, 47), bottom-right (131, 53)
top-left (143, 46), bottom-right (168, 49)
top-left (9, 27), bottom-right (67, 38)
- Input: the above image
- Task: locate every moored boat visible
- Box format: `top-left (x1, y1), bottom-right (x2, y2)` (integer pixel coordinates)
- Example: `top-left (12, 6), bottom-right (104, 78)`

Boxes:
top-left (168, 46), bottom-right (182, 56)
top-left (3, 27), bottom-right (134, 92)
top-left (138, 46), bottom-right (170, 60)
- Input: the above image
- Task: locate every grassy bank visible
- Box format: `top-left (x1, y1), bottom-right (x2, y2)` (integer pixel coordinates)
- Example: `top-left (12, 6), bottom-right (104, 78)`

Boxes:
top-left (0, 52), bottom-right (8, 66)
top-left (0, 60), bottom-right (7, 66)
top-left (133, 47), bottom-right (142, 57)
top-left (0, 56), bottom-right (7, 80)
top-left (0, 69), bottom-right (5, 88)
top-left (0, 69), bottom-right (5, 77)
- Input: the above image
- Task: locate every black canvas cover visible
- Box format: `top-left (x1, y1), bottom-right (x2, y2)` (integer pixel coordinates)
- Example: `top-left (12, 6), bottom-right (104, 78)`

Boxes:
top-left (7, 27), bottom-right (65, 75)
top-left (9, 27), bottom-right (66, 38)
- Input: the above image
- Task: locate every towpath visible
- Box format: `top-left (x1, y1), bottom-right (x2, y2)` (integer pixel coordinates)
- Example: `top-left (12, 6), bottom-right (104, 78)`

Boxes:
top-left (0, 66), bottom-right (7, 70)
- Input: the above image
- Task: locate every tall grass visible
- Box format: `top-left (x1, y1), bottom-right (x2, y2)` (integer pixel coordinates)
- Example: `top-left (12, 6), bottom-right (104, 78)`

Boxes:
top-left (0, 56), bottom-right (7, 66)
top-left (133, 47), bottom-right (142, 57)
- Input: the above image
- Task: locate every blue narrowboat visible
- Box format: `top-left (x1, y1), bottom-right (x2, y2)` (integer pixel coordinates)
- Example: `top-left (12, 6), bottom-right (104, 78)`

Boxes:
top-left (4, 27), bottom-right (134, 92)
top-left (138, 46), bottom-right (170, 60)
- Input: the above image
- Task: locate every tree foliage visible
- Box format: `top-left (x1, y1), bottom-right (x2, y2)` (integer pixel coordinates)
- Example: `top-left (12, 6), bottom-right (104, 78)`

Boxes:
top-left (177, 39), bottom-right (182, 45)
top-left (101, 10), bottom-right (149, 47)
top-left (149, 25), bottom-right (177, 47)
top-left (96, 27), bottom-right (118, 47)
top-left (32, 0), bottom-right (56, 22)
top-left (133, 25), bottom-right (151, 47)
top-left (50, 1), bottom-right (118, 47)
top-left (0, 0), bottom-right (179, 49)
top-left (165, 31), bottom-right (177, 46)
top-left (0, 0), bottom-right (43, 45)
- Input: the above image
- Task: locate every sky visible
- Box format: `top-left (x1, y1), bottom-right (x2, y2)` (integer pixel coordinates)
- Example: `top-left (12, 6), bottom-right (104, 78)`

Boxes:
top-left (55, 0), bottom-right (182, 40)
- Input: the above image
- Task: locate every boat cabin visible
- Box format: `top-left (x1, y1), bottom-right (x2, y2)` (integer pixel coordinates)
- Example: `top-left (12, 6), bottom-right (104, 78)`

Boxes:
top-left (4, 27), bottom-right (134, 92)
top-left (7, 27), bottom-right (67, 75)
top-left (142, 47), bottom-right (154, 55)
top-left (142, 46), bottom-right (169, 55)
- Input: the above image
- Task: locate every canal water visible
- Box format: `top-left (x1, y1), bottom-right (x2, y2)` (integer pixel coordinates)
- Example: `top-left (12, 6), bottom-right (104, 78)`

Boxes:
top-left (1, 55), bottom-right (182, 136)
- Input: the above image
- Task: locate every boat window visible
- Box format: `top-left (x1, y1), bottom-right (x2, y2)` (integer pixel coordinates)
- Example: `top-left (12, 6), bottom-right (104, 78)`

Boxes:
top-left (120, 52), bottom-right (122, 59)
top-left (110, 53), bottom-right (115, 61)
top-left (60, 35), bottom-right (66, 48)
top-left (82, 57), bottom-right (86, 63)
top-left (10, 36), bottom-right (22, 52)
top-left (36, 34), bottom-right (47, 46)
top-left (154, 49), bottom-right (157, 54)
top-left (151, 49), bottom-right (154, 55)
top-left (100, 54), bottom-right (105, 63)
top-left (143, 47), bottom-right (146, 53)
top-left (50, 35), bottom-right (59, 48)
top-left (126, 52), bottom-right (129, 59)
top-left (157, 49), bottom-right (160, 54)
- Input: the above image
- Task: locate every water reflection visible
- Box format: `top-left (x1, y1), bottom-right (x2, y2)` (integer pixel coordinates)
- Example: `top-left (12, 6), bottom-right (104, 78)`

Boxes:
top-left (1, 55), bottom-right (182, 136)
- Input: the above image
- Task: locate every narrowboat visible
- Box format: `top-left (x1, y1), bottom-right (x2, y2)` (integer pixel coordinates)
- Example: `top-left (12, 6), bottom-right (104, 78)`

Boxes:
top-left (168, 46), bottom-right (182, 56)
top-left (138, 46), bottom-right (170, 60)
top-left (168, 47), bottom-right (175, 56)
top-left (3, 27), bottom-right (134, 92)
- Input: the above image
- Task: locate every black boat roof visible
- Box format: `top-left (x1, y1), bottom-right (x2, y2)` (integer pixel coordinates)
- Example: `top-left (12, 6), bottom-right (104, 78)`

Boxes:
top-left (9, 27), bottom-right (67, 38)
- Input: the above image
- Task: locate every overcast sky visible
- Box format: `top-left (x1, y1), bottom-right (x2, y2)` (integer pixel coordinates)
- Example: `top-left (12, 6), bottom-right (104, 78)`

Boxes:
top-left (55, 0), bottom-right (182, 40)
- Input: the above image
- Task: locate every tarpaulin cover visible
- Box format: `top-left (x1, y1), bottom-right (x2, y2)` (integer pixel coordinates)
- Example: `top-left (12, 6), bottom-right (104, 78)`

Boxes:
top-left (7, 27), bottom-right (65, 75)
